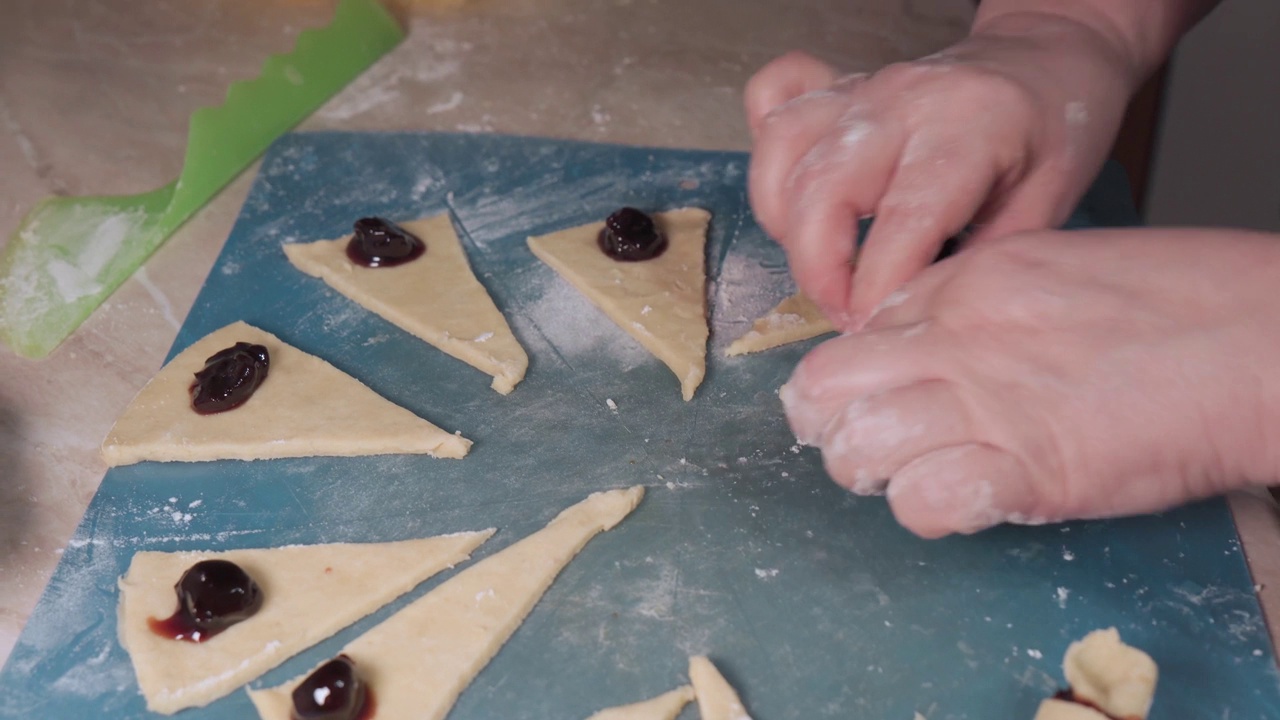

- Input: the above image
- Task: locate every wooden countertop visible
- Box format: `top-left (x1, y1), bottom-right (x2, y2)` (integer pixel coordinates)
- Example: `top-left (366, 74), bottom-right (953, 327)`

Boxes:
top-left (2, 0), bottom-right (1276, 667)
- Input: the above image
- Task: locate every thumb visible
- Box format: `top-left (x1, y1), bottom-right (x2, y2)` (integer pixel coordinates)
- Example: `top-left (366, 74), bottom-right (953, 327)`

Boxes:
top-left (885, 444), bottom-right (1049, 538)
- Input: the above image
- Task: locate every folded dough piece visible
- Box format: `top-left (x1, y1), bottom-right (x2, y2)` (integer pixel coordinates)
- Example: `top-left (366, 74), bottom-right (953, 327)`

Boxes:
top-left (528, 208), bottom-right (710, 401)
top-left (248, 486), bottom-right (646, 720)
top-left (725, 292), bottom-right (834, 357)
top-left (118, 531), bottom-right (493, 714)
top-left (1033, 628), bottom-right (1158, 720)
top-left (101, 321), bottom-right (471, 465)
top-left (689, 655), bottom-right (753, 720)
top-left (584, 685), bottom-right (695, 720)
top-left (284, 214), bottom-right (529, 394)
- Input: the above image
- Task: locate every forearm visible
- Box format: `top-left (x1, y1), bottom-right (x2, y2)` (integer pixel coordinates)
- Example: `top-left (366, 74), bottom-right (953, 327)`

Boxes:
top-left (973, 0), bottom-right (1221, 85)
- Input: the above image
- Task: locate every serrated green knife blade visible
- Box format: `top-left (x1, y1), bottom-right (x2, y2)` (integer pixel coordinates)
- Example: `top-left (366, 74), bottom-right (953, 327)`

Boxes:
top-left (0, 0), bottom-right (404, 359)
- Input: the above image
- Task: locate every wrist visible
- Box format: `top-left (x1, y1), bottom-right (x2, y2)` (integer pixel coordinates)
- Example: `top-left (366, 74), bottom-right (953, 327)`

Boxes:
top-left (969, 11), bottom-right (1147, 94)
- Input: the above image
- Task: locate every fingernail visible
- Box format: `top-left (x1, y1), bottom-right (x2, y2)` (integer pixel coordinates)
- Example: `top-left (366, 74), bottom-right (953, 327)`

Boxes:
top-left (889, 454), bottom-right (1003, 533)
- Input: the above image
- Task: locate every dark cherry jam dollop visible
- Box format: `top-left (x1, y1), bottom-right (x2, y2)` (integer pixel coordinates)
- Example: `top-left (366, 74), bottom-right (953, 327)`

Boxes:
top-left (345, 217), bottom-right (425, 268)
top-left (597, 207), bottom-right (668, 261)
top-left (1050, 690), bottom-right (1128, 720)
top-left (291, 655), bottom-right (372, 720)
top-left (190, 342), bottom-right (270, 415)
top-left (147, 559), bottom-right (264, 642)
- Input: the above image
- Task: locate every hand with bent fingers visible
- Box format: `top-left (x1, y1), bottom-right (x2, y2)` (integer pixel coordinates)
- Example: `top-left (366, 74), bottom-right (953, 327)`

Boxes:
top-left (779, 229), bottom-right (1280, 538)
top-left (746, 16), bottom-right (1136, 328)
top-left (744, 0), bottom-right (1234, 328)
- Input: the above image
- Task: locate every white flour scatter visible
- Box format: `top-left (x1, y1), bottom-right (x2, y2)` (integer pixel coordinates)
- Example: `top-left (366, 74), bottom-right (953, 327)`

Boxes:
top-left (754, 568), bottom-right (779, 580)
top-left (317, 28), bottom-right (469, 122)
top-left (520, 274), bottom-right (651, 371)
top-left (1055, 587), bottom-right (1071, 609)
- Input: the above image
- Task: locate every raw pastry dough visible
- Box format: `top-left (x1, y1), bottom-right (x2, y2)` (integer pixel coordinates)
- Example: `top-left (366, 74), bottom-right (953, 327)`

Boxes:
top-left (101, 321), bottom-right (471, 465)
top-left (584, 685), bottom-right (695, 720)
top-left (118, 531), bottom-right (492, 714)
top-left (1033, 628), bottom-right (1157, 720)
top-left (1033, 699), bottom-right (1111, 720)
top-left (527, 209), bottom-right (710, 401)
top-left (248, 486), bottom-right (646, 720)
top-left (689, 655), bottom-right (753, 720)
top-left (724, 292), bottom-right (834, 356)
top-left (284, 214), bottom-right (529, 394)
top-left (1062, 628), bottom-right (1157, 719)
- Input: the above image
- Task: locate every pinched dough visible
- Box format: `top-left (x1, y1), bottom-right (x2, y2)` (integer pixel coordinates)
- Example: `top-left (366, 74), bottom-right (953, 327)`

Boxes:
top-left (101, 321), bottom-right (471, 465)
top-left (1033, 628), bottom-right (1157, 720)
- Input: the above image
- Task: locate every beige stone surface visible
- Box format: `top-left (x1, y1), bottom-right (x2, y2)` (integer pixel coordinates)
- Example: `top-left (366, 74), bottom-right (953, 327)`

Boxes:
top-left (2, 0), bottom-right (1272, 674)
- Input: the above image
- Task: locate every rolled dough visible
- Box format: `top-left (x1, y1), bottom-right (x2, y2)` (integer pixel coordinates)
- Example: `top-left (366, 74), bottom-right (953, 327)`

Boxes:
top-left (724, 292), bottom-right (834, 357)
top-left (527, 208), bottom-right (710, 401)
top-left (284, 214), bottom-right (529, 394)
top-left (248, 486), bottom-right (646, 720)
top-left (117, 531), bottom-right (492, 714)
top-left (584, 685), bottom-right (695, 720)
top-left (689, 655), bottom-right (753, 720)
top-left (101, 321), bottom-right (471, 465)
top-left (1061, 628), bottom-right (1157, 719)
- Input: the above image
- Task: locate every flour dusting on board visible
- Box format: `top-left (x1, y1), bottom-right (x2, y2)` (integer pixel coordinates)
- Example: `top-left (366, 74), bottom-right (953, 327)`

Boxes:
top-left (519, 272), bottom-right (651, 370)
top-left (317, 27), bottom-right (470, 122)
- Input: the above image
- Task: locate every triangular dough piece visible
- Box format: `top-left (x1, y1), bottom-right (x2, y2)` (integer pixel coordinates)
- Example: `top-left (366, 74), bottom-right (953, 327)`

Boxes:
top-left (118, 531), bottom-right (494, 714)
top-left (284, 214), bottom-right (528, 394)
top-left (585, 685), bottom-right (695, 720)
top-left (527, 209), bottom-right (710, 401)
top-left (101, 321), bottom-right (471, 465)
top-left (248, 486), bottom-right (646, 720)
top-left (689, 655), bottom-right (753, 720)
top-left (725, 292), bottom-right (834, 357)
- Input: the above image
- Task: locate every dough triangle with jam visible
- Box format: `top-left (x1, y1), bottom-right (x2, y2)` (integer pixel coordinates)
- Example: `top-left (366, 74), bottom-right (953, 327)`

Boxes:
top-left (527, 208), bottom-right (710, 401)
top-left (284, 213), bottom-right (529, 394)
top-left (725, 292), bottom-right (834, 356)
top-left (585, 685), bottom-right (696, 720)
top-left (248, 486), bottom-right (646, 720)
top-left (689, 655), bottom-right (754, 720)
top-left (118, 531), bottom-right (494, 714)
top-left (101, 320), bottom-right (471, 466)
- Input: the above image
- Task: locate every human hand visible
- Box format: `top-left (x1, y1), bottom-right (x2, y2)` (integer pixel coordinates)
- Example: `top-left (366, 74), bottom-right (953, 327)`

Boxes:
top-left (746, 14), bottom-right (1138, 329)
top-left (778, 228), bottom-right (1280, 538)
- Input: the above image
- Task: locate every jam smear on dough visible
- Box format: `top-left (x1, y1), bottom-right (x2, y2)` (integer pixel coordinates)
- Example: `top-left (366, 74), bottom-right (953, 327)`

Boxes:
top-left (597, 207), bottom-right (668, 261)
top-left (291, 654), bottom-right (373, 720)
top-left (147, 559), bottom-right (264, 642)
top-left (190, 342), bottom-right (270, 414)
top-left (345, 217), bottom-right (426, 268)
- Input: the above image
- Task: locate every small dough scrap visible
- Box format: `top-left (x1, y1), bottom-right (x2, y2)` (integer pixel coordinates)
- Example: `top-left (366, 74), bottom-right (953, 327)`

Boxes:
top-left (689, 655), bottom-right (753, 720)
top-left (528, 208), bottom-right (710, 401)
top-left (1033, 699), bottom-right (1111, 720)
top-left (101, 321), bottom-right (471, 465)
top-left (284, 214), bottom-right (528, 394)
top-left (248, 486), bottom-right (646, 720)
top-left (585, 685), bottom-right (695, 720)
top-left (118, 531), bottom-right (493, 714)
top-left (1062, 628), bottom-right (1157, 719)
top-left (725, 292), bottom-right (834, 356)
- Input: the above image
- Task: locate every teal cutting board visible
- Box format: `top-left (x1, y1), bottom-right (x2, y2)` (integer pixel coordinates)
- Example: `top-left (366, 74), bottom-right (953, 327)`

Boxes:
top-left (3, 133), bottom-right (1277, 719)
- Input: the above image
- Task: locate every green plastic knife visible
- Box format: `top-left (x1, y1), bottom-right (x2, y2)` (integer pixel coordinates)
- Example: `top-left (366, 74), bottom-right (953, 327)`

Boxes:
top-left (0, 0), bottom-right (404, 359)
